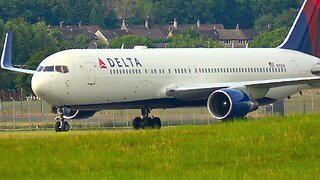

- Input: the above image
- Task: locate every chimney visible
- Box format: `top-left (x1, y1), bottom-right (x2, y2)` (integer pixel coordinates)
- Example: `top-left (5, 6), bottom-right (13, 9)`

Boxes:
top-left (145, 16), bottom-right (149, 29)
top-left (60, 21), bottom-right (64, 29)
top-left (169, 21), bottom-right (173, 31)
top-left (173, 18), bottom-right (178, 28)
top-left (196, 19), bottom-right (200, 29)
top-left (121, 19), bottom-right (128, 31)
top-left (236, 24), bottom-right (240, 30)
top-left (79, 21), bottom-right (82, 29)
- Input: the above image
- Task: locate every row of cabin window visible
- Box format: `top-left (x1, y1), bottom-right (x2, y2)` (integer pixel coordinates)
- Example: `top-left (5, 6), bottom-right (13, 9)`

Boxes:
top-left (109, 67), bottom-right (287, 75)
top-left (110, 69), bottom-right (142, 75)
top-left (110, 69), bottom-right (169, 75)
top-left (196, 67), bottom-right (287, 74)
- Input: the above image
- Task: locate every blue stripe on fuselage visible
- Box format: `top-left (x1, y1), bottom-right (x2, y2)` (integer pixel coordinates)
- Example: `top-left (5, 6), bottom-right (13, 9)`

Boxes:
top-left (281, 12), bottom-right (312, 56)
top-left (67, 97), bottom-right (277, 111)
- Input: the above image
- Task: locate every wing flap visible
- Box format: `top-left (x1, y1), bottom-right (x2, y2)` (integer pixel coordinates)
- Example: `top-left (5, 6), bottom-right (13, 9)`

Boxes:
top-left (1, 32), bottom-right (35, 74)
top-left (167, 76), bottom-right (320, 100)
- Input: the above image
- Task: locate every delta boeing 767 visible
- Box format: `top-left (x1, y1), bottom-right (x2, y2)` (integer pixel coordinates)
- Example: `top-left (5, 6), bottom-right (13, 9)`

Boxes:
top-left (2, 0), bottom-right (320, 132)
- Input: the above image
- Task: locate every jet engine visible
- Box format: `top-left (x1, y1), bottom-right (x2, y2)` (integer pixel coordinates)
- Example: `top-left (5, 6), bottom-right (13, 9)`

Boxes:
top-left (207, 88), bottom-right (259, 120)
top-left (63, 107), bottom-right (97, 120)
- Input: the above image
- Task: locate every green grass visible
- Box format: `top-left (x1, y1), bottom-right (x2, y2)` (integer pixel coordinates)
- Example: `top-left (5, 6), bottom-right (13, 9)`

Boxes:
top-left (1, 114), bottom-right (320, 179)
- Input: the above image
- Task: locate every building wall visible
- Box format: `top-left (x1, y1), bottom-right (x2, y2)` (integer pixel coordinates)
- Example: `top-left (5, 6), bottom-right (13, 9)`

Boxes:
top-left (219, 39), bottom-right (251, 48)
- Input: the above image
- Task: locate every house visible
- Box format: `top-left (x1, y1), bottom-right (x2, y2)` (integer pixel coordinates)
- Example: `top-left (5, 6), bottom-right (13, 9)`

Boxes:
top-left (215, 24), bottom-right (259, 48)
top-left (129, 25), bottom-right (166, 40)
top-left (49, 21), bottom-right (102, 40)
top-left (50, 18), bottom-right (259, 49)
top-left (162, 18), bottom-right (259, 48)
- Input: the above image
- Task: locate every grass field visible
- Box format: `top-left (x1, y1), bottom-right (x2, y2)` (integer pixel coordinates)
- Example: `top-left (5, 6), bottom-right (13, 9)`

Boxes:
top-left (0, 114), bottom-right (320, 179)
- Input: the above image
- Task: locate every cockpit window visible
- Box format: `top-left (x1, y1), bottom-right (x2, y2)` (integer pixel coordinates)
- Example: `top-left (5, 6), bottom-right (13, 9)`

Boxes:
top-left (55, 65), bottom-right (69, 73)
top-left (43, 66), bottom-right (54, 72)
top-left (62, 66), bottom-right (69, 73)
top-left (36, 66), bottom-right (44, 72)
top-left (40, 65), bottom-right (69, 73)
top-left (55, 66), bottom-right (63, 73)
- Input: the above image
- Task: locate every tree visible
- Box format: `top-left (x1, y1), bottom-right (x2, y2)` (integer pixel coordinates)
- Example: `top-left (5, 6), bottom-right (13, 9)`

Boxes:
top-left (89, 3), bottom-right (105, 28)
top-left (153, 0), bottom-right (209, 25)
top-left (249, 26), bottom-right (290, 48)
top-left (109, 35), bottom-right (152, 49)
top-left (250, 0), bottom-right (299, 17)
top-left (168, 29), bottom-right (221, 48)
top-left (255, 15), bottom-right (274, 32)
top-left (0, 18), bottom-right (4, 42)
top-left (58, 34), bottom-right (91, 50)
top-left (0, 0), bottom-right (303, 30)
top-left (273, 8), bottom-right (299, 29)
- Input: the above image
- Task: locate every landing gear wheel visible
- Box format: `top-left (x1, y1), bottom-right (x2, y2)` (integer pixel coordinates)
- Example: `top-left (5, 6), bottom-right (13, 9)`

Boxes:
top-left (54, 107), bottom-right (70, 132)
top-left (149, 118), bottom-right (156, 129)
top-left (62, 121), bottom-right (70, 132)
top-left (132, 107), bottom-right (162, 130)
top-left (133, 117), bottom-right (142, 130)
top-left (153, 117), bottom-right (161, 129)
top-left (142, 117), bottom-right (152, 129)
top-left (55, 121), bottom-right (62, 132)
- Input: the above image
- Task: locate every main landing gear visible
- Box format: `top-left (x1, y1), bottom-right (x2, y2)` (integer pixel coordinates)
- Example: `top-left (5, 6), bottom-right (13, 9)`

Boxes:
top-left (53, 107), bottom-right (70, 132)
top-left (133, 107), bottom-right (161, 130)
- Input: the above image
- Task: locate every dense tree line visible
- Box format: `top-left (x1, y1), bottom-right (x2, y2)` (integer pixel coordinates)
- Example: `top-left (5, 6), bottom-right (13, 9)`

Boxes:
top-left (249, 27), bottom-right (290, 48)
top-left (0, 0), bottom-right (303, 29)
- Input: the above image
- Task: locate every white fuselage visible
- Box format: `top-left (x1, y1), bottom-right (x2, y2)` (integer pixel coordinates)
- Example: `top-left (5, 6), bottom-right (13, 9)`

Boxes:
top-left (31, 47), bottom-right (319, 110)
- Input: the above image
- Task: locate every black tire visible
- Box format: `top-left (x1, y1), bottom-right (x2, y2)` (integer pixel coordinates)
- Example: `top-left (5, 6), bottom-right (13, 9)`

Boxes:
top-left (154, 117), bottom-right (161, 129)
top-left (149, 118), bottom-right (156, 129)
top-left (61, 121), bottom-right (70, 132)
top-left (55, 121), bottom-right (61, 132)
top-left (133, 117), bottom-right (142, 130)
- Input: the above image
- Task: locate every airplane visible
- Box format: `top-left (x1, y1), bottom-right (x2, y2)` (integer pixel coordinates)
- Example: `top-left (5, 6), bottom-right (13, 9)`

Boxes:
top-left (1, 0), bottom-right (320, 132)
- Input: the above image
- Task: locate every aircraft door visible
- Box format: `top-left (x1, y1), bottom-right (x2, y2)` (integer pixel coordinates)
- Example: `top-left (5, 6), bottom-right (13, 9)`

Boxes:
top-left (85, 62), bottom-right (96, 85)
top-left (290, 60), bottom-right (299, 78)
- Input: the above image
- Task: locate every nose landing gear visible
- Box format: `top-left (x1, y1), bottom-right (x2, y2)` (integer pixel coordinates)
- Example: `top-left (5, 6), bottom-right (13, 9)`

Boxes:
top-left (53, 107), bottom-right (70, 132)
top-left (133, 107), bottom-right (161, 130)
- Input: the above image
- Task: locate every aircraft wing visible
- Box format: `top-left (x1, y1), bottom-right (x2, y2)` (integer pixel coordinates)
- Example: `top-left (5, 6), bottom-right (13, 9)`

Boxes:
top-left (166, 76), bottom-right (320, 100)
top-left (1, 32), bottom-right (36, 74)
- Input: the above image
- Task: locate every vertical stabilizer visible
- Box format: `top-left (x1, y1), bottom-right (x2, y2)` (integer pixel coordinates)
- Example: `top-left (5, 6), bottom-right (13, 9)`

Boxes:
top-left (280, 0), bottom-right (320, 58)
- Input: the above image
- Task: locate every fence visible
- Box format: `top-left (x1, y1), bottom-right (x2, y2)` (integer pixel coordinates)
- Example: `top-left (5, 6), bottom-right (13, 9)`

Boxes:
top-left (0, 89), bottom-right (320, 130)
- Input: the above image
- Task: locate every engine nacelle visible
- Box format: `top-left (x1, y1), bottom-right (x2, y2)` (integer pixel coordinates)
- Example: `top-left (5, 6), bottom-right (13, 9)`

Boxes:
top-left (63, 107), bottom-right (97, 120)
top-left (207, 88), bottom-right (259, 120)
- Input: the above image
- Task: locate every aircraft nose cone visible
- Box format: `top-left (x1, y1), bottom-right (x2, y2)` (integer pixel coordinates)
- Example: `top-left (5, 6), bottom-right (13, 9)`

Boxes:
top-left (31, 74), bottom-right (51, 98)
